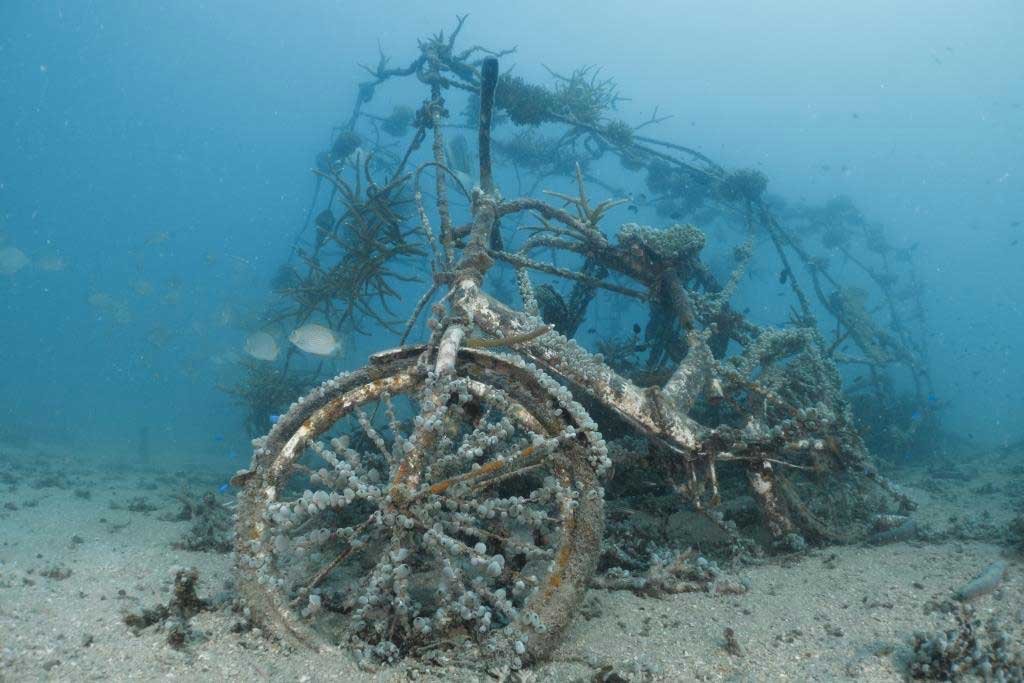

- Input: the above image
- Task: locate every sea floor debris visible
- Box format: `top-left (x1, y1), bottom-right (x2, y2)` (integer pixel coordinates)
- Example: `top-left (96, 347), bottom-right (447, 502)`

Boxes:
top-left (909, 604), bottom-right (1024, 680)
top-left (0, 450), bottom-right (1020, 680)
top-left (123, 567), bottom-right (211, 649)
top-left (167, 490), bottom-right (234, 553)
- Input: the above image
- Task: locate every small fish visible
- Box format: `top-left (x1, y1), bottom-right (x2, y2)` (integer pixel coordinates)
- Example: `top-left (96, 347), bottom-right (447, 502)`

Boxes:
top-left (632, 323), bottom-right (641, 335)
top-left (587, 328), bottom-right (597, 334)
top-left (146, 326), bottom-right (174, 348)
top-left (1011, 239), bottom-right (1019, 246)
top-left (228, 450), bottom-right (238, 459)
top-left (218, 483), bottom-right (230, 494)
top-left (289, 323), bottom-right (343, 356)
top-left (778, 268), bottom-right (790, 284)
top-left (927, 394), bottom-right (938, 403)
top-left (244, 331), bottom-right (280, 361)
top-left (36, 251), bottom-right (67, 272)
top-left (269, 414), bottom-right (280, 425)
top-left (214, 434), bottom-right (224, 442)
top-left (144, 231), bottom-right (171, 247)
top-left (0, 246), bottom-right (30, 275)
top-left (627, 204), bottom-right (639, 214)
top-left (87, 291), bottom-right (115, 309)
top-left (910, 410), bottom-right (923, 422)
top-left (132, 279), bottom-right (154, 296)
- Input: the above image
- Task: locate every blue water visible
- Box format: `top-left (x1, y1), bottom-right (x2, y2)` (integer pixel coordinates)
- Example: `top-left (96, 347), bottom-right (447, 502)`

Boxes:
top-left (3, 3), bottom-right (1021, 467)
top-left (2, 3), bottom-right (1023, 679)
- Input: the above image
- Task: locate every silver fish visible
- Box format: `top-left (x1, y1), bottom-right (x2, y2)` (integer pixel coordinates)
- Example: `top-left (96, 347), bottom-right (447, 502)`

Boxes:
top-left (244, 331), bottom-right (280, 361)
top-left (0, 246), bottom-right (29, 275)
top-left (289, 323), bottom-right (342, 356)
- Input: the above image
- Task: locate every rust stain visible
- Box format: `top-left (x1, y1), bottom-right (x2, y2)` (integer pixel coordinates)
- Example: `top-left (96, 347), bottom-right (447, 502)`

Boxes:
top-left (428, 445), bottom-right (534, 495)
top-left (544, 516), bottom-right (576, 595)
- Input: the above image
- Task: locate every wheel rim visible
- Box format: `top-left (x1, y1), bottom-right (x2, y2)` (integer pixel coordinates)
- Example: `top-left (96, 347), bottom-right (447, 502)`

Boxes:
top-left (236, 348), bottom-right (606, 666)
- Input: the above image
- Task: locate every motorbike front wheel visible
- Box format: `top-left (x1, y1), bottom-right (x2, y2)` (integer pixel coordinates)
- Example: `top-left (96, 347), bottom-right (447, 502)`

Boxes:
top-left (234, 347), bottom-right (607, 667)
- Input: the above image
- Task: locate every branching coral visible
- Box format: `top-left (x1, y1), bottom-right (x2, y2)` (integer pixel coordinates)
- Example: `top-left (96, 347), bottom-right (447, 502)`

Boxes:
top-left (716, 168), bottom-right (768, 203)
top-left (495, 74), bottom-right (559, 126)
top-left (221, 361), bottom-right (315, 437)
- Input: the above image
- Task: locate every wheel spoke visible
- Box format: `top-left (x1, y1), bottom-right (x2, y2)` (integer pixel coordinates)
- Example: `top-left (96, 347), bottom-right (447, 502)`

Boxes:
top-left (235, 351), bottom-right (607, 667)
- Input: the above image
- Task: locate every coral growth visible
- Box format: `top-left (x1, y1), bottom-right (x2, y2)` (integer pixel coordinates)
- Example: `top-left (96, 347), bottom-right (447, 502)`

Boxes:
top-left (169, 491), bottom-right (233, 553)
top-left (716, 168), bottom-right (768, 203)
top-left (1011, 512), bottom-right (1024, 552)
top-left (591, 549), bottom-right (747, 597)
top-left (909, 605), bottom-right (1024, 680)
top-left (123, 567), bottom-right (211, 649)
top-left (495, 74), bottom-right (559, 126)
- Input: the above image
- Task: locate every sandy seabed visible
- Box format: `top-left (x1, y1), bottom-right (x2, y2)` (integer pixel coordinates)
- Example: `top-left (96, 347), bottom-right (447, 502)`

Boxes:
top-left (1, 441), bottom-right (1020, 682)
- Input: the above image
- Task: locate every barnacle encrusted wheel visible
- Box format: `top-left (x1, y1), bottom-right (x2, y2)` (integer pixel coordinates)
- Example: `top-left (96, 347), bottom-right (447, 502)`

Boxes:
top-left (234, 346), bottom-right (607, 667)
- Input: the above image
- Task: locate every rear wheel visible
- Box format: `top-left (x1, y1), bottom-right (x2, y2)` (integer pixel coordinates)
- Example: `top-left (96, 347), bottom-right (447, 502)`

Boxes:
top-left (234, 347), bottom-right (607, 667)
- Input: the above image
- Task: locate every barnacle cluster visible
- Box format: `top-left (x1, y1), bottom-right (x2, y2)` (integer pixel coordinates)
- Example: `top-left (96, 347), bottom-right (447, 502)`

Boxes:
top-left (909, 605), bottom-right (1024, 680)
top-left (237, 353), bottom-right (608, 665)
top-left (716, 168), bottom-right (768, 203)
top-left (495, 75), bottom-right (559, 126)
top-left (591, 550), bottom-right (747, 597)
top-left (618, 222), bottom-right (706, 261)
top-left (601, 119), bottom-right (635, 148)
top-left (493, 66), bottom-right (622, 128)
top-left (381, 105), bottom-right (415, 137)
